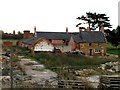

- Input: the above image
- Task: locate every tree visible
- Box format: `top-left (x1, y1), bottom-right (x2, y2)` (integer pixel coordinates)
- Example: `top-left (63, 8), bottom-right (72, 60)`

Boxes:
top-left (18, 31), bottom-right (22, 35)
top-left (109, 26), bottom-right (120, 48)
top-left (76, 12), bottom-right (112, 31)
top-left (116, 26), bottom-right (120, 37)
top-left (13, 30), bottom-right (15, 35)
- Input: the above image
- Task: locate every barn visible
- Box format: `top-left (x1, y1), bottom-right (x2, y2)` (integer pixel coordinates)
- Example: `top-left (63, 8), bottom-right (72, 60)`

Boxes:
top-left (33, 38), bottom-right (54, 52)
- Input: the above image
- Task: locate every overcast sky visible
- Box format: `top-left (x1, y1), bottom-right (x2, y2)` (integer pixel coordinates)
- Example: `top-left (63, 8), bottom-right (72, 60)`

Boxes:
top-left (0, 0), bottom-right (119, 33)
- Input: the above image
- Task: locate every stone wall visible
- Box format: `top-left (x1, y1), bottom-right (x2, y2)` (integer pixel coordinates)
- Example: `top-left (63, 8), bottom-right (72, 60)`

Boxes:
top-left (79, 43), bottom-right (106, 56)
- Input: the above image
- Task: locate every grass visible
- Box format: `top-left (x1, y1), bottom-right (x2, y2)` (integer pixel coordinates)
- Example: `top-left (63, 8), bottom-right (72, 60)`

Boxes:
top-left (20, 51), bottom-right (119, 69)
top-left (8, 46), bottom-right (120, 79)
top-left (106, 42), bottom-right (115, 49)
top-left (14, 46), bottom-right (119, 68)
top-left (106, 42), bottom-right (120, 55)
top-left (19, 48), bottom-right (119, 78)
top-left (6, 44), bottom-right (120, 69)
top-left (107, 48), bottom-right (120, 55)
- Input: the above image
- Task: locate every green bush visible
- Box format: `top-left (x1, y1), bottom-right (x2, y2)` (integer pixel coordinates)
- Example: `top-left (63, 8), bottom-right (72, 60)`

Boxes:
top-left (107, 48), bottom-right (120, 55)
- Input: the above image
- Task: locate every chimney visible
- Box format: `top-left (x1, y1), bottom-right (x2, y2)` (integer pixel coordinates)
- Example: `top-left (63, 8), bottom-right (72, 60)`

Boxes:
top-left (86, 27), bottom-right (90, 31)
top-left (23, 30), bottom-right (30, 38)
top-left (34, 26), bottom-right (37, 37)
top-left (66, 27), bottom-right (68, 34)
top-left (100, 25), bottom-right (104, 33)
top-left (79, 27), bottom-right (82, 32)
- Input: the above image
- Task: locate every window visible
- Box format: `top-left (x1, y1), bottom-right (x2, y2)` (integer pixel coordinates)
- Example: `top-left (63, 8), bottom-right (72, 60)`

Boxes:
top-left (95, 48), bottom-right (101, 53)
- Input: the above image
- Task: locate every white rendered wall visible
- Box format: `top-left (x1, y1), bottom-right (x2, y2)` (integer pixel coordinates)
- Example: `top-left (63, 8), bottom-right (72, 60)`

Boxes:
top-left (34, 41), bottom-right (54, 52)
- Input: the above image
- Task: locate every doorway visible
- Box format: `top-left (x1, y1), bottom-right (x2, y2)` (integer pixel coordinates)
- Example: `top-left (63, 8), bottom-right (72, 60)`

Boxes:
top-left (90, 49), bottom-right (92, 56)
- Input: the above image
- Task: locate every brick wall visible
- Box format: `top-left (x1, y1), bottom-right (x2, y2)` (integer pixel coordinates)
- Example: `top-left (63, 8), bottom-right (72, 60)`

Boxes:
top-left (23, 31), bottom-right (34, 38)
top-left (23, 31), bottom-right (30, 38)
top-left (79, 43), bottom-right (106, 56)
top-left (28, 44), bottom-right (33, 49)
top-left (68, 37), bottom-right (77, 50)
top-left (3, 42), bottom-right (13, 47)
top-left (52, 40), bottom-right (64, 45)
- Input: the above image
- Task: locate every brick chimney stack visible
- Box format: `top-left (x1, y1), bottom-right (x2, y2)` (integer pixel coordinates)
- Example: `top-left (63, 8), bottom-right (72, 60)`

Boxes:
top-left (100, 25), bottom-right (104, 33)
top-left (34, 26), bottom-right (37, 37)
top-left (86, 27), bottom-right (90, 31)
top-left (23, 30), bottom-right (30, 38)
top-left (66, 27), bottom-right (68, 34)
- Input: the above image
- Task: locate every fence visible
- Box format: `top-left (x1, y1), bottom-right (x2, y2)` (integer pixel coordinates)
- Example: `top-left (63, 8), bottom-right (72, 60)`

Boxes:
top-left (58, 80), bottom-right (86, 89)
top-left (99, 75), bottom-right (120, 89)
top-left (2, 80), bottom-right (86, 89)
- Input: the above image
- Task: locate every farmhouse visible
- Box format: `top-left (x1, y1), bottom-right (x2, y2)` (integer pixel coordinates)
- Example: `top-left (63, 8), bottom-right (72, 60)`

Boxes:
top-left (18, 26), bottom-right (106, 56)
top-left (69, 31), bottom-right (106, 56)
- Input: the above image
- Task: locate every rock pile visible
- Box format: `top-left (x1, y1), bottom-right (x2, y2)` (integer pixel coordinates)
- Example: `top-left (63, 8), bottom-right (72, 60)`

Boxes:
top-left (75, 69), bottom-right (96, 77)
top-left (98, 61), bottom-right (120, 73)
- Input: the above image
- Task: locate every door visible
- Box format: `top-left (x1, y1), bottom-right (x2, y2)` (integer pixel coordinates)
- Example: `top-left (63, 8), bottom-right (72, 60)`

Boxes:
top-left (90, 49), bottom-right (92, 56)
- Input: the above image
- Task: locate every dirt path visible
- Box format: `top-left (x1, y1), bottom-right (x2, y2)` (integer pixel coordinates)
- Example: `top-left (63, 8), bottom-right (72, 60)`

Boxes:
top-left (19, 56), bottom-right (57, 84)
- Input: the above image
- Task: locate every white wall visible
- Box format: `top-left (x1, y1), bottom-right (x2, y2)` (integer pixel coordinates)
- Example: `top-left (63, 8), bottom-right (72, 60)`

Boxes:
top-left (34, 41), bottom-right (54, 52)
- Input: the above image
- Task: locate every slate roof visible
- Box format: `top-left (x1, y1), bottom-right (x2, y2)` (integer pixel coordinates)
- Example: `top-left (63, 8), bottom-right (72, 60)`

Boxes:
top-left (22, 37), bottom-right (40, 44)
top-left (73, 31), bottom-right (106, 43)
top-left (20, 31), bottom-right (106, 45)
top-left (27, 37), bottom-right (40, 44)
top-left (22, 32), bottom-right (72, 45)
top-left (36, 32), bottom-right (75, 40)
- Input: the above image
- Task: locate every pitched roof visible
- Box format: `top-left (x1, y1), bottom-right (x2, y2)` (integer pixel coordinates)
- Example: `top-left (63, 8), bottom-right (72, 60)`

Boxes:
top-left (73, 31), bottom-right (106, 43)
top-left (25, 37), bottom-right (40, 44)
top-left (20, 31), bottom-right (106, 45)
top-left (25, 32), bottom-right (79, 45)
top-left (36, 32), bottom-right (73, 40)
top-left (19, 37), bottom-right (38, 45)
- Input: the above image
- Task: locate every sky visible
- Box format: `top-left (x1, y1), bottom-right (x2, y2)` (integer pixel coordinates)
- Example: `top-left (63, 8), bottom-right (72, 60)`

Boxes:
top-left (0, 0), bottom-right (119, 33)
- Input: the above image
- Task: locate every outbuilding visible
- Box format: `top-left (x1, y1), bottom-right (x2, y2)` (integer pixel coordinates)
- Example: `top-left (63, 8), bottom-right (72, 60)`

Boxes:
top-left (3, 41), bottom-right (13, 47)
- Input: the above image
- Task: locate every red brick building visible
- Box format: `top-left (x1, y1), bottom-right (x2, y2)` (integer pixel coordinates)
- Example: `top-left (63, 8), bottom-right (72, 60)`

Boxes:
top-left (23, 26), bottom-right (36, 39)
top-left (23, 30), bottom-right (34, 38)
top-left (18, 27), bottom-right (107, 56)
top-left (3, 42), bottom-right (13, 47)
